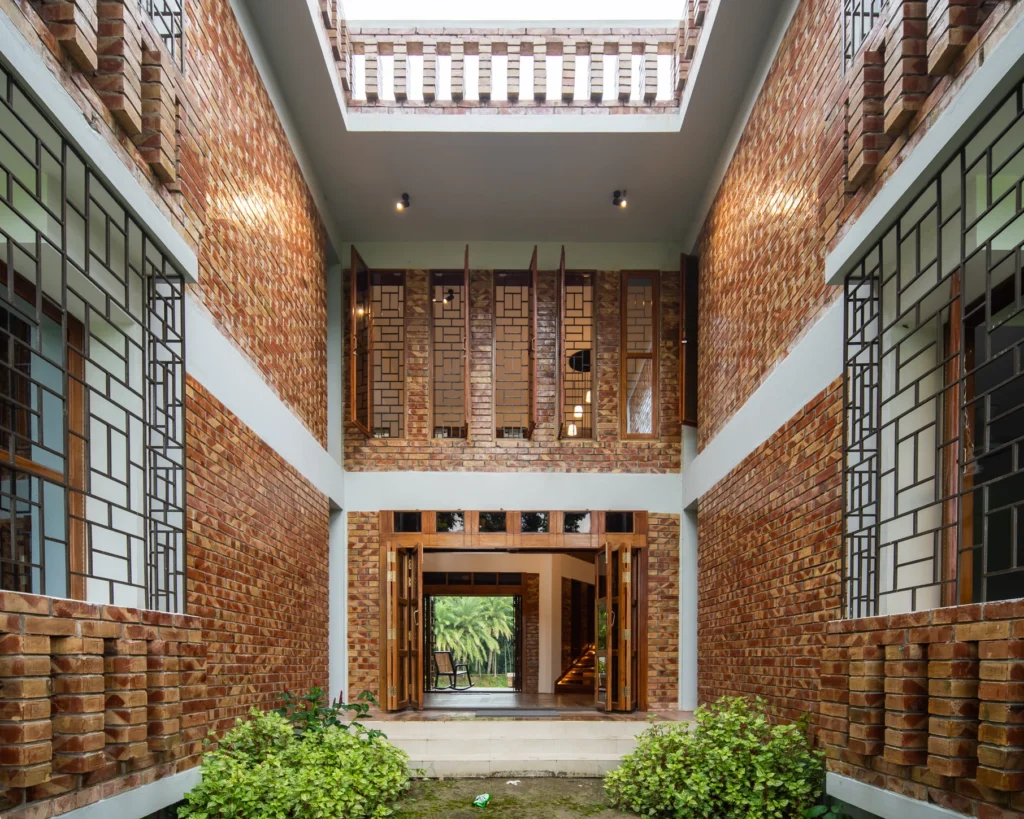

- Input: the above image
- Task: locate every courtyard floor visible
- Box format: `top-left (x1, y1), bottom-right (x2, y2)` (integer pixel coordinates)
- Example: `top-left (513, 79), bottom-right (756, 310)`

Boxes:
top-left (394, 777), bottom-right (638, 818)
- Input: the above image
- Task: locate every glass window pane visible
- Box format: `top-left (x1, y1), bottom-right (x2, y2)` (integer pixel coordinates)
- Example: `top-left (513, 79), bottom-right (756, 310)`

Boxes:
top-left (521, 512), bottom-right (549, 533)
top-left (479, 512), bottom-right (507, 533)
top-left (436, 511), bottom-right (465, 533)
top-left (393, 511), bottom-right (421, 533)
top-left (563, 512), bottom-right (591, 534)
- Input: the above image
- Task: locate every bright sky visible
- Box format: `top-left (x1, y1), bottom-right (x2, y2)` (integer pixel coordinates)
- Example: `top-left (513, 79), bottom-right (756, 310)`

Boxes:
top-left (343, 0), bottom-right (686, 21)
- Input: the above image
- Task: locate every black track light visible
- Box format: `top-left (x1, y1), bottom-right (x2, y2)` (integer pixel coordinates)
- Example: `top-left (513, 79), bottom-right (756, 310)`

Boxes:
top-left (612, 189), bottom-right (628, 208)
top-left (396, 192), bottom-right (411, 211)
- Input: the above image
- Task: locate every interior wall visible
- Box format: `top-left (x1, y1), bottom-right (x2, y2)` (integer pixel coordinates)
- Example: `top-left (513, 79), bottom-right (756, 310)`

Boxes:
top-left (424, 551), bottom-right (595, 693)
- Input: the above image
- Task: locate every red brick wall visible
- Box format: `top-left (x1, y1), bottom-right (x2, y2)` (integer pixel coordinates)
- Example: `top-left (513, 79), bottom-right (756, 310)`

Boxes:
top-left (0, 592), bottom-right (208, 818)
top-left (696, 0), bottom-right (1022, 451)
top-left (697, 380), bottom-right (843, 723)
top-left (346, 512), bottom-right (381, 702)
top-left (822, 601), bottom-right (1024, 817)
top-left (648, 514), bottom-right (680, 709)
top-left (186, 378), bottom-right (330, 735)
top-left (523, 574), bottom-right (540, 695)
top-left (3, 0), bottom-right (329, 443)
top-left (345, 269), bottom-right (681, 472)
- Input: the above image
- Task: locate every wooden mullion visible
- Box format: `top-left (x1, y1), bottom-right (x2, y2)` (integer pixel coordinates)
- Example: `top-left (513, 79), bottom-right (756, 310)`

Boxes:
top-left (463, 246), bottom-right (471, 442)
top-left (557, 246), bottom-right (566, 439)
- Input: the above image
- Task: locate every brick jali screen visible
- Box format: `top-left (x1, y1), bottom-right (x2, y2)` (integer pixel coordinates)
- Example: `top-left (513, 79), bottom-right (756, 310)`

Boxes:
top-left (561, 271), bottom-right (595, 439)
top-left (494, 271), bottom-right (533, 439)
top-left (372, 272), bottom-right (405, 439)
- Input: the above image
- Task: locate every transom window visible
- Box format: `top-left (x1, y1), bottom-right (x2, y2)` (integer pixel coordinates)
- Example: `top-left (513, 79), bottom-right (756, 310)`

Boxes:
top-left (843, 78), bottom-right (1024, 615)
top-left (0, 67), bottom-right (186, 610)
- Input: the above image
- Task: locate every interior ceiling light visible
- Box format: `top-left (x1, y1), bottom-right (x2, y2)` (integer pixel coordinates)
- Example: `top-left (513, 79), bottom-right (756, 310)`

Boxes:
top-left (613, 189), bottom-right (628, 208)
top-left (396, 192), bottom-right (411, 211)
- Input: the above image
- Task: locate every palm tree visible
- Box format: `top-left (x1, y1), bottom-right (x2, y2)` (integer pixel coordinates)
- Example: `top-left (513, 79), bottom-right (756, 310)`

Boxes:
top-left (432, 596), bottom-right (514, 678)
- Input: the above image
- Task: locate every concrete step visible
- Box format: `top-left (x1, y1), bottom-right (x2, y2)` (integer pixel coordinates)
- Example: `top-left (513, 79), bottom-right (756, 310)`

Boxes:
top-left (378, 719), bottom-right (650, 778)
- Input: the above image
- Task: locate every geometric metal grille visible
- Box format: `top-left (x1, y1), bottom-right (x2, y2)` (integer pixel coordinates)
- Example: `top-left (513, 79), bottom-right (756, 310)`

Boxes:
top-left (561, 271), bottom-right (594, 439)
top-left (431, 271), bottom-right (466, 439)
top-left (843, 0), bottom-right (888, 72)
top-left (494, 271), bottom-right (532, 439)
top-left (622, 273), bottom-right (658, 437)
top-left (141, 0), bottom-right (185, 70)
top-left (0, 66), bottom-right (186, 611)
top-left (372, 271), bottom-right (404, 439)
top-left (843, 77), bottom-right (1024, 616)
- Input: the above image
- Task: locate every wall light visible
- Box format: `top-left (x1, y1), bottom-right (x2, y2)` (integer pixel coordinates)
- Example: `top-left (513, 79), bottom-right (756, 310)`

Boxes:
top-left (584, 389), bottom-right (592, 404)
top-left (613, 189), bottom-right (628, 208)
top-left (396, 193), bottom-right (411, 211)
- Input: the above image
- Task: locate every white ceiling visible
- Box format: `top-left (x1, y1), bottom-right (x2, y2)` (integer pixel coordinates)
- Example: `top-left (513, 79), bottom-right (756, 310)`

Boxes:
top-left (239, 0), bottom-right (791, 254)
top-left (344, 0), bottom-right (687, 22)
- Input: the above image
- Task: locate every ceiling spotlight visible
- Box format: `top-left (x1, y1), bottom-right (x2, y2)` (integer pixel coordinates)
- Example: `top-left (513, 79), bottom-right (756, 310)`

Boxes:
top-left (443, 288), bottom-right (455, 304)
top-left (396, 193), bottom-right (411, 211)
top-left (613, 189), bottom-right (628, 208)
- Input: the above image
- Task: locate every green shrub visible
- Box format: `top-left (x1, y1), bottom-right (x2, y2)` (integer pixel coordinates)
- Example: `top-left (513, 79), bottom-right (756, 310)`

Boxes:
top-left (605, 696), bottom-right (824, 819)
top-left (276, 687), bottom-right (383, 740)
top-left (179, 707), bottom-right (410, 819)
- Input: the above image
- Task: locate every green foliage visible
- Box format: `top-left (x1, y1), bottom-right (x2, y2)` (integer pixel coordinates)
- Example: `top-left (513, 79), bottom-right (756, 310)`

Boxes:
top-left (432, 596), bottom-right (515, 676)
top-left (276, 687), bottom-right (384, 740)
top-left (179, 700), bottom-right (409, 819)
top-left (803, 803), bottom-right (849, 819)
top-left (604, 696), bottom-right (824, 819)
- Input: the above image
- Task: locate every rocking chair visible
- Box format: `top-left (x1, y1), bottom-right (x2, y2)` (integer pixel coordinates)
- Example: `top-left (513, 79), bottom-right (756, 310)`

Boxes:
top-left (433, 650), bottom-right (474, 690)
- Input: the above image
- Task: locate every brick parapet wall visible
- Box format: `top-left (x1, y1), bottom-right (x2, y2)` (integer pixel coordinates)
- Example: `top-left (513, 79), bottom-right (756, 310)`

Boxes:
top-left (345, 269), bottom-right (681, 473)
top-left (697, 379), bottom-right (844, 723)
top-left (0, 592), bottom-right (209, 818)
top-left (697, 0), bottom-right (1021, 451)
top-left (186, 378), bottom-right (330, 735)
top-left (2, 0), bottom-right (329, 444)
top-left (823, 600), bottom-right (1024, 817)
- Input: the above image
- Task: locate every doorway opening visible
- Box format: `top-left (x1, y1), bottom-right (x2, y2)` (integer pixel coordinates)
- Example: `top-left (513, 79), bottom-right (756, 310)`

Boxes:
top-left (379, 510), bottom-right (649, 716)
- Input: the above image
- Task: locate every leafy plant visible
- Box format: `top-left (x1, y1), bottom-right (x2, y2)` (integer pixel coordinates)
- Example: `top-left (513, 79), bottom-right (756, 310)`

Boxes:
top-left (804, 803), bottom-right (849, 819)
top-left (180, 701), bottom-right (408, 818)
top-left (605, 696), bottom-right (825, 819)
top-left (276, 687), bottom-right (384, 739)
top-left (432, 595), bottom-right (515, 677)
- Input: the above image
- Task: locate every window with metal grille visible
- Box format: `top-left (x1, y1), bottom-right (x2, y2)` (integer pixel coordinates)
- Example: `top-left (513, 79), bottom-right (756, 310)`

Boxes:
top-left (843, 0), bottom-right (888, 71)
top-left (141, 0), bottom-right (185, 70)
top-left (843, 78), bottom-right (1024, 617)
top-left (0, 66), bottom-right (186, 611)
top-left (622, 272), bottom-right (659, 437)
top-left (560, 269), bottom-right (595, 439)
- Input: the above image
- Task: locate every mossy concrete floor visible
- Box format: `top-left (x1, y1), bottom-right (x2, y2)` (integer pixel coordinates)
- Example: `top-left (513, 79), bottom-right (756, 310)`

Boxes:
top-left (394, 778), bottom-right (638, 818)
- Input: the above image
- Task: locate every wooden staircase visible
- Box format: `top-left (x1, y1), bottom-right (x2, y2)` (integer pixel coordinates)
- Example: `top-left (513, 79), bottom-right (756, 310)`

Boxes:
top-left (555, 644), bottom-right (595, 694)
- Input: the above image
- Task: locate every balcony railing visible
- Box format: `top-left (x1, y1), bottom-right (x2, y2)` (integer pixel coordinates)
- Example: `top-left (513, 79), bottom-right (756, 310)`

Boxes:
top-left (319, 1), bottom-right (710, 114)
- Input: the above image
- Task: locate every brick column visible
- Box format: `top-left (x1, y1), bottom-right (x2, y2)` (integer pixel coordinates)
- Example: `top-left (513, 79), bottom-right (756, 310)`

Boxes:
top-left (533, 41), bottom-right (547, 101)
top-left (422, 40), bottom-right (436, 102)
top-left (137, 48), bottom-right (177, 183)
top-left (179, 636), bottom-right (209, 766)
top-left (847, 644), bottom-right (885, 759)
top-left (884, 643), bottom-right (929, 766)
top-left (927, 640), bottom-right (979, 778)
top-left (0, 626), bottom-right (52, 799)
top-left (94, 0), bottom-right (143, 136)
top-left (50, 636), bottom-right (106, 777)
top-left (479, 41), bottom-right (492, 101)
top-left (847, 44), bottom-right (888, 186)
top-left (927, 0), bottom-right (986, 76)
top-left (364, 40), bottom-right (379, 101)
top-left (393, 42), bottom-right (408, 101)
top-left (975, 616), bottom-right (1024, 793)
top-left (584, 41), bottom-right (600, 101)
top-left (643, 42), bottom-right (658, 101)
top-left (451, 41), bottom-right (465, 102)
top-left (561, 41), bottom-right (575, 101)
top-left (617, 41), bottom-right (631, 101)
top-left (507, 41), bottom-right (520, 102)
top-left (37, 0), bottom-right (99, 72)
top-left (146, 640), bottom-right (182, 763)
top-left (820, 641), bottom-right (851, 768)
top-left (103, 638), bottom-right (148, 765)
top-left (884, 0), bottom-right (929, 137)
